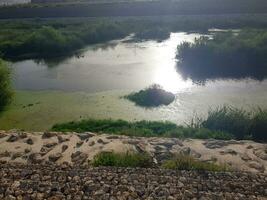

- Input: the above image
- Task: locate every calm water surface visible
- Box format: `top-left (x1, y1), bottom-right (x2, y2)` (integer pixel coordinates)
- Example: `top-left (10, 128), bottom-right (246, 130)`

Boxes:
top-left (11, 32), bottom-right (267, 124)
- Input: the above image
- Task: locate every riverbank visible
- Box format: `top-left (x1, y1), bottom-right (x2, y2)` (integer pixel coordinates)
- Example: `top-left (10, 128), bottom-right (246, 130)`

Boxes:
top-left (0, 131), bottom-right (266, 173)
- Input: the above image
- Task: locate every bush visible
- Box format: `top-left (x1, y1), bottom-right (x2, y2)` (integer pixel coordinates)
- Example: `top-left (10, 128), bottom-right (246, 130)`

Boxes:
top-left (162, 154), bottom-right (228, 172)
top-left (134, 27), bottom-right (170, 42)
top-left (250, 109), bottom-right (267, 142)
top-left (125, 84), bottom-right (175, 107)
top-left (92, 152), bottom-right (153, 168)
top-left (201, 106), bottom-right (251, 140)
top-left (0, 59), bottom-right (13, 112)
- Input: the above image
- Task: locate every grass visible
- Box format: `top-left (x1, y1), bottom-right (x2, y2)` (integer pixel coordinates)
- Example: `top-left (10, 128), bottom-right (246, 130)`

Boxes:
top-left (0, 59), bottom-right (13, 112)
top-left (125, 85), bottom-right (175, 107)
top-left (52, 118), bottom-right (233, 139)
top-left (92, 151), bottom-right (153, 168)
top-left (201, 106), bottom-right (267, 142)
top-left (52, 106), bottom-right (267, 142)
top-left (176, 29), bottom-right (267, 81)
top-left (92, 152), bottom-right (228, 172)
top-left (162, 154), bottom-right (229, 172)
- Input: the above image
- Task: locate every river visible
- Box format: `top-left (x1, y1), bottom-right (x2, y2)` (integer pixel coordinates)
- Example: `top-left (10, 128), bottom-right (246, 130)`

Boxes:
top-left (2, 32), bottom-right (267, 130)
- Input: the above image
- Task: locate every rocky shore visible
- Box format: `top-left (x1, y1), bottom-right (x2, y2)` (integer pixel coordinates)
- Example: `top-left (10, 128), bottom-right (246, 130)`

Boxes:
top-left (1, 163), bottom-right (267, 200)
top-left (0, 130), bottom-right (266, 173)
top-left (0, 130), bottom-right (267, 199)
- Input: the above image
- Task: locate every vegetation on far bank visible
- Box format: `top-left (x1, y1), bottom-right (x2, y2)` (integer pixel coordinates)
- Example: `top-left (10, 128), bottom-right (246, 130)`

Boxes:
top-left (52, 106), bottom-right (267, 142)
top-left (125, 85), bottom-right (175, 107)
top-left (176, 29), bottom-right (267, 81)
top-left (1, 15), bottom-right (267, 60)
top-left (0, 59), bottom-right (13, 113)
top-left (1, 0), bottom-right (266, 18)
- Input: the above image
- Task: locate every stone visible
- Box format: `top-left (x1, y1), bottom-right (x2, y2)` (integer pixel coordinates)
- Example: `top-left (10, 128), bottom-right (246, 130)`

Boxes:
top-left (11, 152), bottom-right (23, 160)
top-left (248, 161), bottom-right (265, 172)
top-left (62, 145), bottom-right (68, 152)
top-left (71, 151), bottom-right (88, 165)
top-left (106, 135), bottom-right (119, 139)
top-left (253, 148), bottom-right (267, 160)
top-left (26, 138), bottom-right (34, 145)
top-left (57, 135), bottom-right (69, 143)
top-left (97, 138), bottom-right (108, 144)
top-left (220, 149), bottom-right (238, 155)
top-left (44, 142), bottom-right (58, 148)
top-left (7, 134), bottom-right (19, 142)
top-left (24, 148), bottom-right (31, 154)
top-left (78, 132), bottom-right (95, 140)
top-left (76, 141), bottom-right (83, 147)
top-left (203, 140), bottom-right (227, 149)
top-left (28, 153), bottom-right (43, 164)
top-left (0, 132), bottom-right (7, 138)
top-left (88, 141), bottom-right (95, 146)
top-left (0, 151), bottom-right (11, 158)
top-left (42, 132), bottom-right (57, 139)
top-left (240, 153), bottom-right (251, 161)
top-left (49, 153), bottom-right (62, 162)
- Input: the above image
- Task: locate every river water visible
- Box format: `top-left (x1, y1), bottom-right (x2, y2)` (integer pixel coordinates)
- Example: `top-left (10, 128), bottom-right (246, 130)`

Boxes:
top-left (10, 32), bottom-right (267, 126)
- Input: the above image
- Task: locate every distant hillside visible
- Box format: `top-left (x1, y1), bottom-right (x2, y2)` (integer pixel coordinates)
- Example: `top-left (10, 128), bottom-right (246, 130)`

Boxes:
top-left (1, 0), bottom-right (267, 19)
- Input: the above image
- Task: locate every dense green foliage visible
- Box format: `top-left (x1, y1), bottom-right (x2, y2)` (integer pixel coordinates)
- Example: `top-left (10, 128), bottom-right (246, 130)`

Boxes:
top-left (250, 109), bottom-right (267, 142)
top-left (1, 15), bottom-right (267, 60)
top-left (52, 106), bottom-right (267, 142)
top-left (162, 154), bottom-right (228, 172)
top-left (176, 29), bottom-right (267, 81)
top-left (92, 152), bottom-right (153, 167)
top-left (0, 59), bottom-right (13, 112)
top-left (125, 85), bottom-right (175, 107)
top-left (52, 119), bottom-right (233, 140)
top-left (201, 106), bottom-right (267, 142)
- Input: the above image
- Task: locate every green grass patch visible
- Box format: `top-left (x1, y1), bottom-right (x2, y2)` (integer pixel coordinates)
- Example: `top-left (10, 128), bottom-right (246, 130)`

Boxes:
top-left (201, 106), bottom-right (267, 142)
top-left (162, 154), bottom-right (229, 172)
top-left (92, 151), bottom-right (153, 168)
top-left (125, 85), bottom-right (175, 107)
top-left (52, 118), bottom-right (233, 140)
top-left (52, 106), bottom-right (267, 142)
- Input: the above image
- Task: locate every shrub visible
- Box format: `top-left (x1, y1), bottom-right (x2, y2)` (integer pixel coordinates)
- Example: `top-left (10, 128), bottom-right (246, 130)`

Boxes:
top-left (176, 29), bottom-right (267, 81)
top-left (162, 154), bottom-right (228, 172)
top-left (201, 106), bottom-right (251, 139)
top-left (134, 27), bottom-right (170, 41)
top-left (0, 59), bottom-right (13, 112)
top-left (125, 84), bottom-right (175, 107)
top-left (250, 109), bottom-right (267, 142)
top-left (92, 152), bottom-right (153, 168)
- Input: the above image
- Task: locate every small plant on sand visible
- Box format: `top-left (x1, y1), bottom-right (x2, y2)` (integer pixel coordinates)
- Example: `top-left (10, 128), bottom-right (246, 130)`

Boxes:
top-left (125, 84), bottom-right (175, 107)
top-left (162, 154), bottom-right (229, 172)
top-left (92, 151), bottom-right (153, 168)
